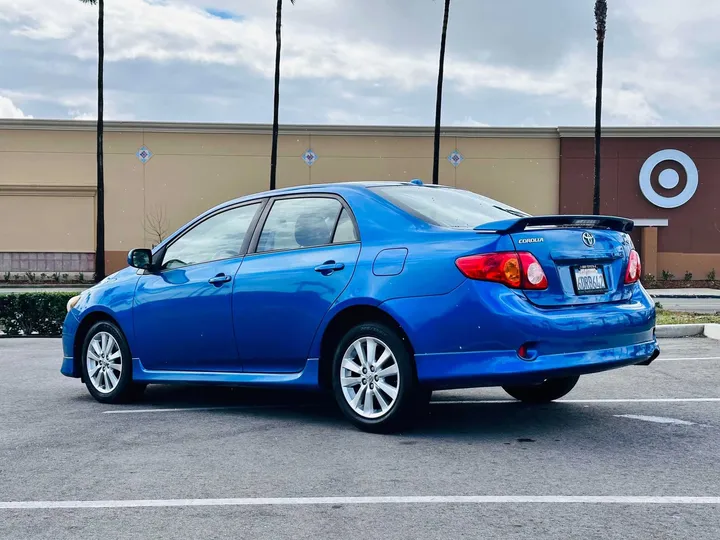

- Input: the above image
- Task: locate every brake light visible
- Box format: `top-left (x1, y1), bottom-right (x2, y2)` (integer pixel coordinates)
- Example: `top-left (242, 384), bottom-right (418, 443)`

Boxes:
top-left (455, 252), bottom-right (548, 290)
top-left (625, 249), bottom-right (641, 284)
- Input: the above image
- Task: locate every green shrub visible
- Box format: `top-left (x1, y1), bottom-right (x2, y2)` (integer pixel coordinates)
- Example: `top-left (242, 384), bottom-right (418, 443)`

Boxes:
top-left (684, 271), bottom-right (693, 282)
top-left (661, 270), bottom-right (674, 281)
top-left (642, 273), bottom-right (656, 287)
top-left (708, 268), bottom-right (716, 281)
top-left (0, 292), bottom-right (77, 336)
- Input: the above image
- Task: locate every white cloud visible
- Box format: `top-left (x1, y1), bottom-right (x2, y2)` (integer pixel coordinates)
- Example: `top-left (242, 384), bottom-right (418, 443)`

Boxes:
top-left (0, 95), bottom-right (31, 118)
top-left (69, 110), bottom-right (96, 121)
top-left (452, 117), bottom-right (490, 127)
top-left (0, 0), bottom-right (719, 125)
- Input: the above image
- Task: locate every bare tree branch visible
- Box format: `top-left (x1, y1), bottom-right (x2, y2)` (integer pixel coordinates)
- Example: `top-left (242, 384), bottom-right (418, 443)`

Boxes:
top-left (144, 205), bottom-right (169, 248)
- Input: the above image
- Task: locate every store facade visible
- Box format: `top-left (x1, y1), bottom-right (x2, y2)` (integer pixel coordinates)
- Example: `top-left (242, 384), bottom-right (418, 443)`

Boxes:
top-left (0, 120), bottom-right (718, 278)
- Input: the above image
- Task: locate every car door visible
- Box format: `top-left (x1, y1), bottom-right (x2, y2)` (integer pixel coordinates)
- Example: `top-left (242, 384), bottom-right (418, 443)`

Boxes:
top-left (233, 195), bottom-right (361, 373)
top-left (133, 201), bottom-right (264, 372)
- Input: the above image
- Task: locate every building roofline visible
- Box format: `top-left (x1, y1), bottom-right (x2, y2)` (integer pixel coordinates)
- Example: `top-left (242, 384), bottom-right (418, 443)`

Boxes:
top-left (557, 126), bottom-right (720, 138)
top-left (3, 119), bottom-right (720, 138)
top-left (0, 119), bottom-right (557, 138)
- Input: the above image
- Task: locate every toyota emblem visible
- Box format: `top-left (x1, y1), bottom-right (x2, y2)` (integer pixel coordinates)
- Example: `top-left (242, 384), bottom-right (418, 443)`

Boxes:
top-left (582, 232), bottom-right (596, 247)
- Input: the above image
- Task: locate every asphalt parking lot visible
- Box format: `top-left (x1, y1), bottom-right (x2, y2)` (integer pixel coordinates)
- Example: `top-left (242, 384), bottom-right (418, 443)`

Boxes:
top-left (1, 338), bottom-right (720, 539)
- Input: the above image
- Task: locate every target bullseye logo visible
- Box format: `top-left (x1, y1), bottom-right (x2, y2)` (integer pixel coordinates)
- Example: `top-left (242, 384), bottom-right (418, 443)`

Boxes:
top-left (639, 149), bottom-right (698, 209)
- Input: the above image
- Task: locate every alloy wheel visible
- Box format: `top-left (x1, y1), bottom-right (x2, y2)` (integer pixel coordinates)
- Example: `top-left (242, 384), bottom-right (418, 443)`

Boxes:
top-left (340, 336), bottom-right (400, 419)
top-left (86, 331), bottom-right (123, 394)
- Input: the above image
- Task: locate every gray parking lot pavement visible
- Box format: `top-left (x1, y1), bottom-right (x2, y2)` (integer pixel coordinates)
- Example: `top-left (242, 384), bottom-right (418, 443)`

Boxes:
top-left (1, 338), bottom-right (720, 539)
top-left (654, 297), bottom-right (720, 313)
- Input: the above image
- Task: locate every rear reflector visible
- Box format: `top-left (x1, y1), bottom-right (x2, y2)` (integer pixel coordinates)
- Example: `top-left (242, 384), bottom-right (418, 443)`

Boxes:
top-left (456, 252), bottom-right (548, 290)
top-left (625, 249), bottom-right (641, 284)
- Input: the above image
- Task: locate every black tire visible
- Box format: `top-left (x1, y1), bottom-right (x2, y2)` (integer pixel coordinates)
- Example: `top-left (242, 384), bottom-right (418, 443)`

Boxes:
top-left (502, 376), bottom-right (580, 403)
top-left (331, 322), bottom-right (427, 434)
top-left (81, 321), bottom-right (141, 404)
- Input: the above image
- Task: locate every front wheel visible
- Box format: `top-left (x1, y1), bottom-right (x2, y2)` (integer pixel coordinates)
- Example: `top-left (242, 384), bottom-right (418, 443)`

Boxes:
top-left (331, 322), bottom-right (428, 433)
top-left (81, 321), bottom-right (143, 404)
top-left (502, 376), bottom-right (580, 403)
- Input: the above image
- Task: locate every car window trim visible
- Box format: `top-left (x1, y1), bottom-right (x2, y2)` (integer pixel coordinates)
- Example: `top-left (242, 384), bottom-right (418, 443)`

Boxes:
top-left (150, 198), bottom-right (268, 273)
top-left (248, 193), bottom-right (360, 255)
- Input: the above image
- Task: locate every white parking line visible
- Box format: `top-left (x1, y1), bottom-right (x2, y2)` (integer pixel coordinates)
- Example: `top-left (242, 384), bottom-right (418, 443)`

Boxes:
top-left (2, 495), bottom-right (720, 510)
top-left (104, 397), bottom-right (720, 414)
top-left (614, 414), bottom-right (696, 425)
top-left (432, 398), bottom-right (720, 405)
top-left (656, 356), bottom-right (720, 362)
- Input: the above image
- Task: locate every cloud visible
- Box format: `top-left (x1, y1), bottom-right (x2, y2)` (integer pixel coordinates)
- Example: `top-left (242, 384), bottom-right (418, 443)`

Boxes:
top-left (0, 0), bottom-right (719, 126)
top-left (0, 95), bottom-right (31, 118)
top-left (69, 110), bottom-right (96, 121)
top-left (452, 117), bottom-right (490, 127)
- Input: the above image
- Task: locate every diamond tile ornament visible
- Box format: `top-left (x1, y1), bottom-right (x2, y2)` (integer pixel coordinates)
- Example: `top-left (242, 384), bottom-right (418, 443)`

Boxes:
top-left (447, 150), bottom-right (464, 167)
top-left (136, 146), bottom-right (153, 164)
top-left (302, 149), bottom-right (318, 166)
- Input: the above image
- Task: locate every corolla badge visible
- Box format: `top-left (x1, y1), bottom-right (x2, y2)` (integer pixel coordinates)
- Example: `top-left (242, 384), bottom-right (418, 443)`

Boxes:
top-left (518, 237), bottom-right (544, 244)
top-left (582, 232), bottom-right (596, 247)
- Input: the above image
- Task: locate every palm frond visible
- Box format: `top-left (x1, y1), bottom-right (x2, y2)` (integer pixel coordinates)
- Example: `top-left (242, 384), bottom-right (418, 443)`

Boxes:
top-left (594, 0), bottom-right (607, 39)
top-left (79, 0), bottom-right (98, 4)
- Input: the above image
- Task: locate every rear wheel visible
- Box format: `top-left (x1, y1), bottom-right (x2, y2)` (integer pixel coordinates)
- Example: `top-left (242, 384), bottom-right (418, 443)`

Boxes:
top-left (81, 321), bottom-right (143, 404)
top-left (331, 322), bottom-right (427, 433)
top-left (502, 376), bottom-right (579, 403)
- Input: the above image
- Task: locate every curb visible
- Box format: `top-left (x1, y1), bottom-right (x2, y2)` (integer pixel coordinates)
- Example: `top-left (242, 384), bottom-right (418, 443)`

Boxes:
top-left (657, 323), bottom-right (720, 340)
top-left (651, 294), bottom-right (720, 299)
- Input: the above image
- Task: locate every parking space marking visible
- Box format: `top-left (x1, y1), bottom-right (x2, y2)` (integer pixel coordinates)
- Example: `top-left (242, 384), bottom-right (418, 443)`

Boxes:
top-left (103, 398), bottom-right (720, 415)
top-left (614, 414), bottom-right (696, 425)
top-left (2, 496), bottom-right (720, 510)
top-left (656, 356), bottom-right (720, 361)
top-left (432, 398), bottom-right (720, 405)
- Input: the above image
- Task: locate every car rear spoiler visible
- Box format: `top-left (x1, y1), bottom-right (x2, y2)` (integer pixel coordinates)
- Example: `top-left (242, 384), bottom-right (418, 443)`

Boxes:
top-left (473, 215), bottom-right (634, 234)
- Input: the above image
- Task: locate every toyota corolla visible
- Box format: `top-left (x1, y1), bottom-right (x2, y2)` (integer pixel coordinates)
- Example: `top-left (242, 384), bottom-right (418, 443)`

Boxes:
top-left (62, 181), bottom-right (658, 432)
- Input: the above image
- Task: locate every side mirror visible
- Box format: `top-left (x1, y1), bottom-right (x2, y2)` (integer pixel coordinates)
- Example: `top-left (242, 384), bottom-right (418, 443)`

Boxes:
top-left (127, 248), bottom-right (154, 271)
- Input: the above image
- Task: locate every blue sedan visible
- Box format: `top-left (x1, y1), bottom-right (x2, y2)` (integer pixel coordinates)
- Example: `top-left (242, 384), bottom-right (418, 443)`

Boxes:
top-left (62, 181), bottom-right (658, 432)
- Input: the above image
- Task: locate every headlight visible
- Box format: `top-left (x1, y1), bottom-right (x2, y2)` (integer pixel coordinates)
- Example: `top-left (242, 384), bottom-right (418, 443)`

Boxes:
top-left (67, 295), bottom-right (81, 313)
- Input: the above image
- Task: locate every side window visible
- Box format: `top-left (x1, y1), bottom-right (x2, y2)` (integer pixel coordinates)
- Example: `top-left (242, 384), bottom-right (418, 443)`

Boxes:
top-left (257, 198), bottom-right (343, 253)
top-left (332, 209), bottom-right (359, 243)
top-left (162, 203), bottom-right (261, 269)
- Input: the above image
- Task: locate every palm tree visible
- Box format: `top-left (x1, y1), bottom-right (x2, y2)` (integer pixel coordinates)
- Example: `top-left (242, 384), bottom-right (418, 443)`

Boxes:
top-left (593, 0), bottom-right (607, 216)
top-left (80, 0), bottom-right (105, 280)
top-left (432, 0), bottom-right (451, 185)
top-left (270, 0), bottom-right (295, 191)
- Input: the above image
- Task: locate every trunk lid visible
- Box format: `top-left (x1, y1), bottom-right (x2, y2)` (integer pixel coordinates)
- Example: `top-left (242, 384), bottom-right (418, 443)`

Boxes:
top-left (476, 216), bottom-right (635, 307)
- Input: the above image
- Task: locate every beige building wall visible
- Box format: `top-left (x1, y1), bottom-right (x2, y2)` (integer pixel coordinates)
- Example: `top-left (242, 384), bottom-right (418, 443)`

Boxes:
top-left (0, 121), bottom-right (560, 274)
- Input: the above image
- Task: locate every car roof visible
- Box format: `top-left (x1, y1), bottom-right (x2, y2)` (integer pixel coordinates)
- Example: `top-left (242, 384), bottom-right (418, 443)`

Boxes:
top-left (221, 180), bottom-right (449, 207)
top-left (154, 181), bottom-right (454, 252)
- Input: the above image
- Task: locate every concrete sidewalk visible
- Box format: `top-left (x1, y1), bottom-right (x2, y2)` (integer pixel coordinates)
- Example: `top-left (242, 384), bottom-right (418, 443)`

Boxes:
top-left (648, 288), bottom-right (720, 299)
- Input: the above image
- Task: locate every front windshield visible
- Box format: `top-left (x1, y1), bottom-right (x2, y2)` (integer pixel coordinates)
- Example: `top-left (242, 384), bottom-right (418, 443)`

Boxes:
top-left (372, 185), bottom-right (530, 229)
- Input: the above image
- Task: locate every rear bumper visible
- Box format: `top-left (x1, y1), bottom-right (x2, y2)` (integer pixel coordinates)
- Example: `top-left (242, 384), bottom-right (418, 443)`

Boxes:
top-left (415, 341), bottom-right (658, 389)
top-left (380, 280), bottom-right (658, 390)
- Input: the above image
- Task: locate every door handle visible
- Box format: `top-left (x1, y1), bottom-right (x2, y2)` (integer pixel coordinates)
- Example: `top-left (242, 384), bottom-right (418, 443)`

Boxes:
top-left (314, 261), bottom-right (345, 274)
top-left (208, 274), bottom-right (232, 285)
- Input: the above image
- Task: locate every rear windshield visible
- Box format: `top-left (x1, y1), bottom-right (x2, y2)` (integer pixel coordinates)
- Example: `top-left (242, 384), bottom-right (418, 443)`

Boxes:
top-left (371, 185), bottom-right (530, 229)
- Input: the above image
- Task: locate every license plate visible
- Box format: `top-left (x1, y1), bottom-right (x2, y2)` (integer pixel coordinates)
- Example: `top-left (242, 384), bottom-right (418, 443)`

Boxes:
top-left (573, 265), bottom-right (607, 294)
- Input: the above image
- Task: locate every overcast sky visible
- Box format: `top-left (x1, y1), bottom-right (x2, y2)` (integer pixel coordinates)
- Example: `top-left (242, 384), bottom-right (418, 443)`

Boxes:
top-left (0, 0), bottom-right (718, 126)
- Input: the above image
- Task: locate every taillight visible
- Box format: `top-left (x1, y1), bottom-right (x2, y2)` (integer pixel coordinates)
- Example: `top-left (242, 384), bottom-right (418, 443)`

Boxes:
top-left (455, 252), bottom-right (548, 290)
top-left (625, 249), bottom-right (641, 284)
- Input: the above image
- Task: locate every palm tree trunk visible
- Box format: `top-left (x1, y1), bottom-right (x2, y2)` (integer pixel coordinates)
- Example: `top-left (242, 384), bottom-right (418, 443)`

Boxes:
top-left (433, 0), bottom-right (451, 185)
top-left (593, 0), bottom-right (607, 216)
top-left (270, 0), bottom-right (283, 191)
top-left (593, 38), bottom-right (604, 215)
top-left (95, 0), bottom-right (106, 281)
